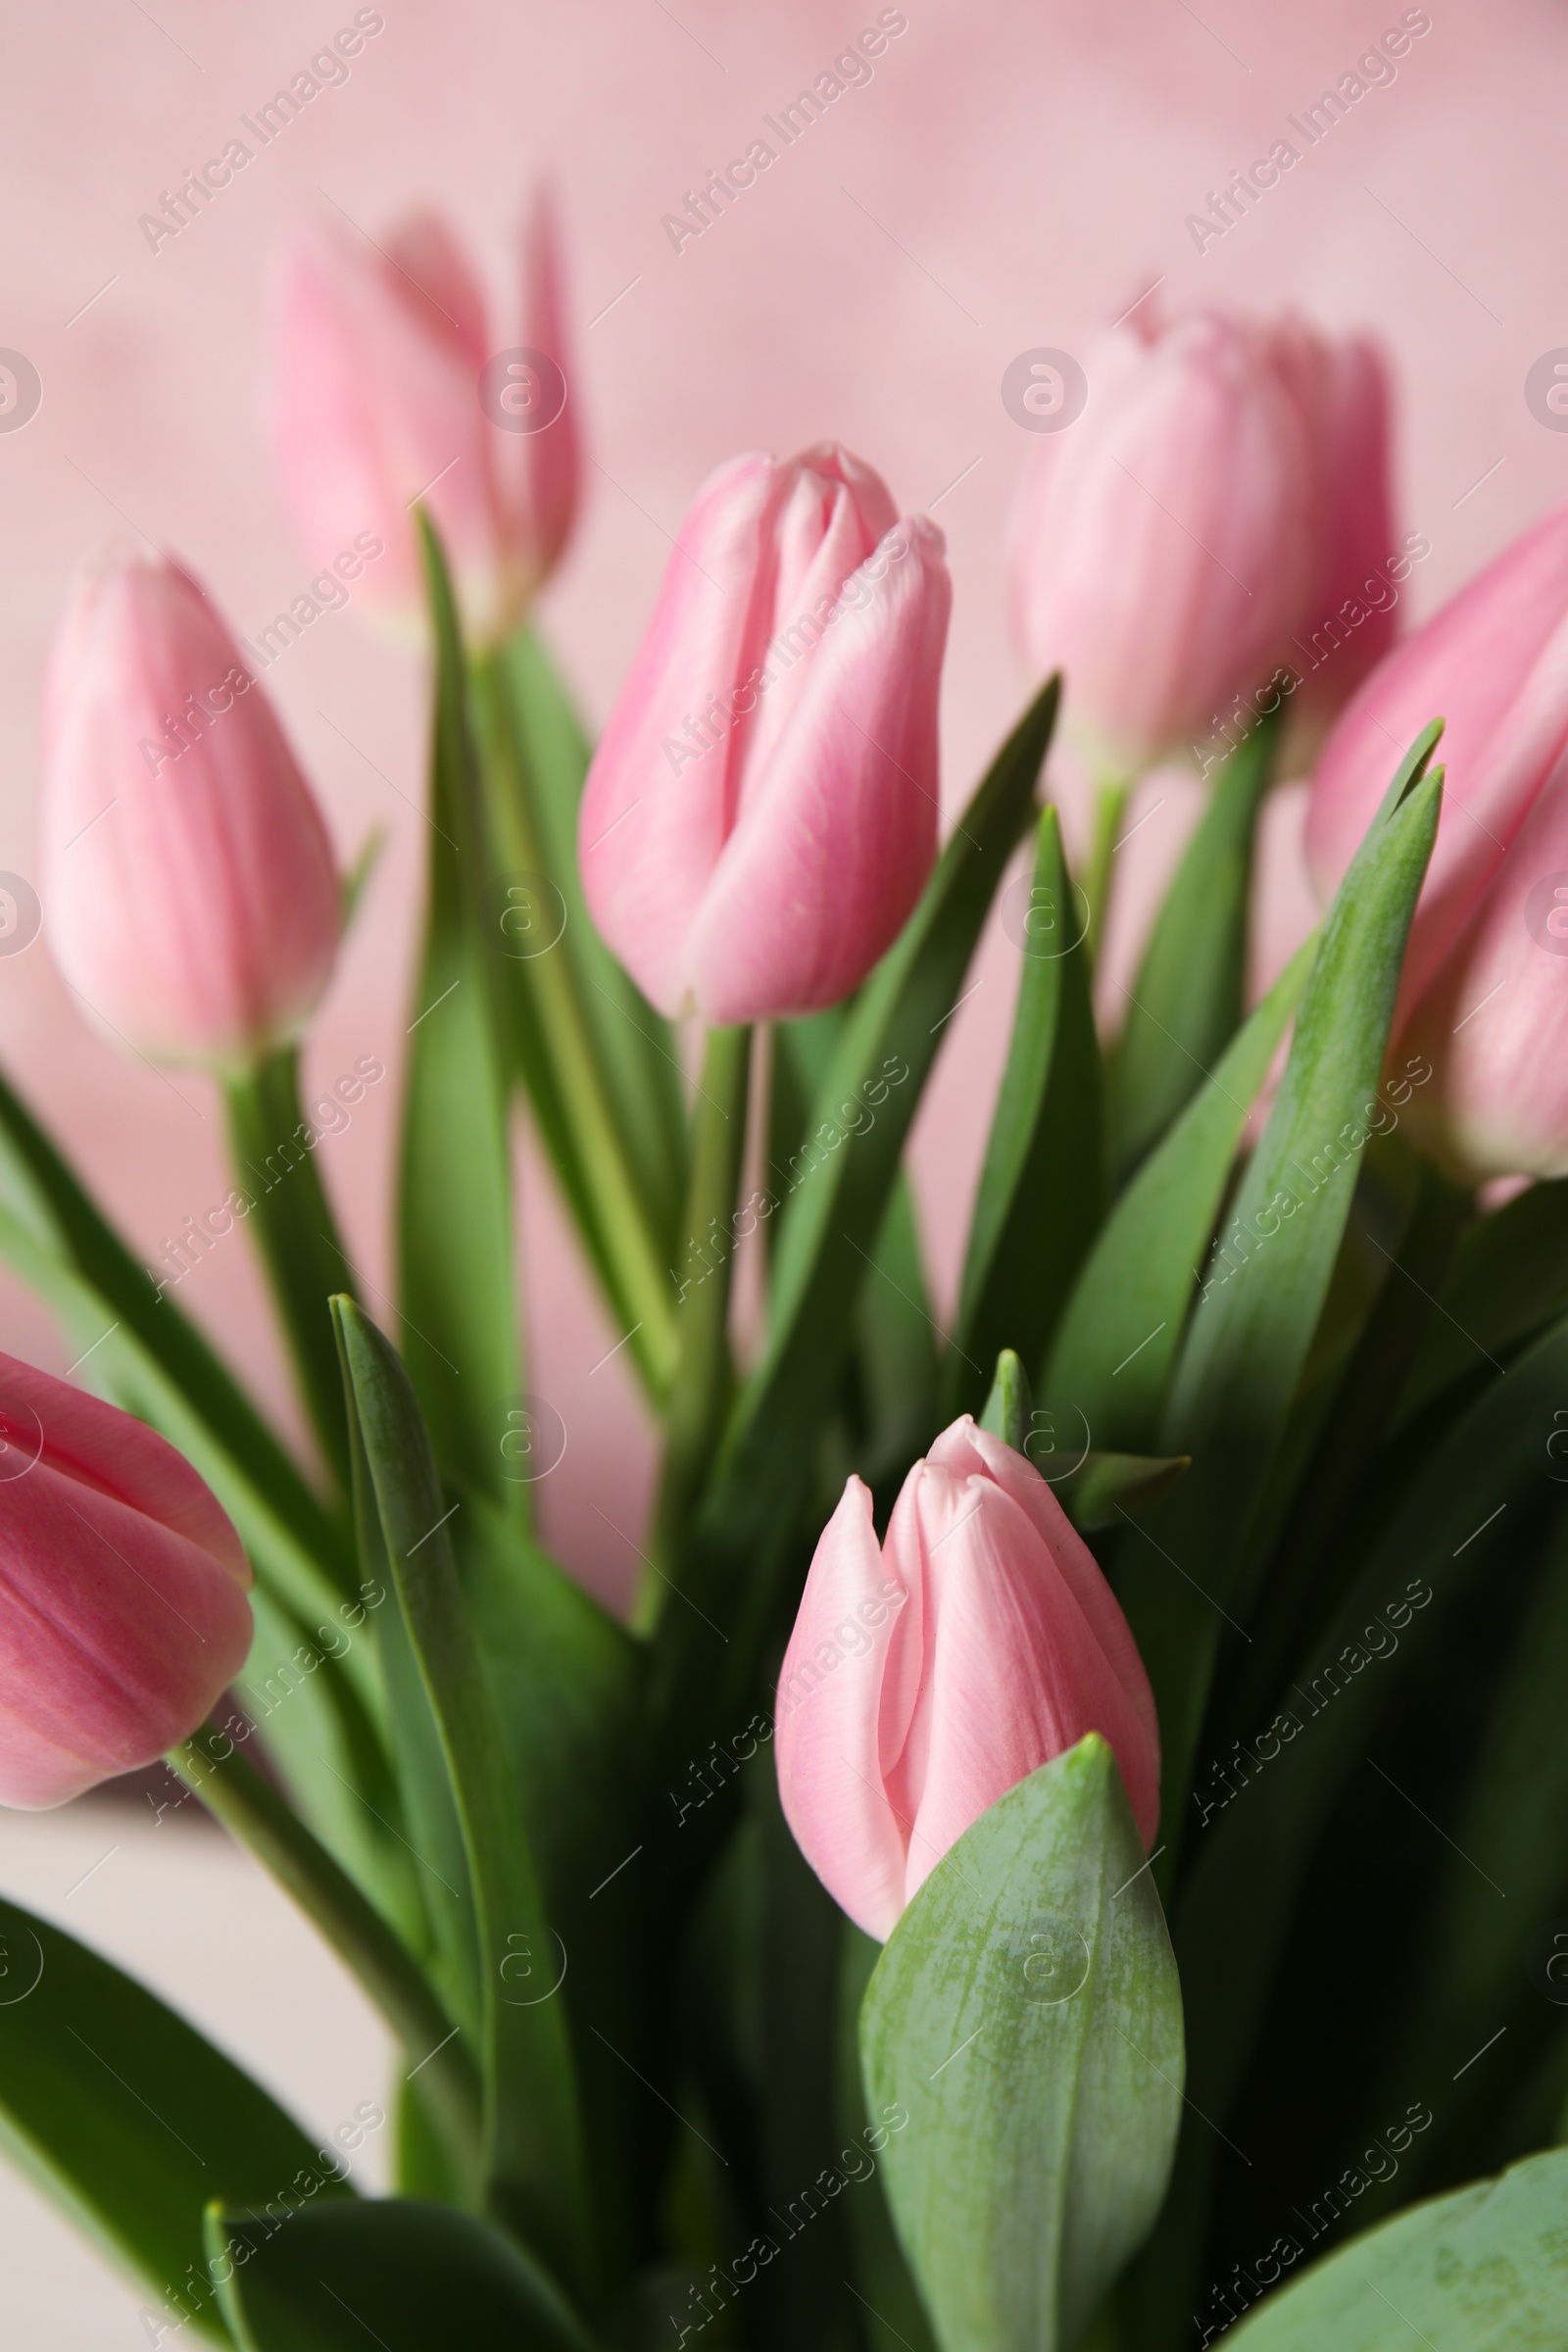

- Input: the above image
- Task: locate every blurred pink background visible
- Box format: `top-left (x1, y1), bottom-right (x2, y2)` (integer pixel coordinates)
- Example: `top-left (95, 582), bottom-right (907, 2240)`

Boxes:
top-left (2, 0), bottom-right (1564, 1622)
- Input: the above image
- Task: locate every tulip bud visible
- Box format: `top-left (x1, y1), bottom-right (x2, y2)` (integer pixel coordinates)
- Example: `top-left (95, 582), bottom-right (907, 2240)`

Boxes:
top-left (270, 198), bottom-right (578, 641)
top-left (1267, 319), bottom-right (1398, 744)
top-left (775, 1417), bottom-right (1160, 1940)
top-left (40, 553), bottom-right (341, 1072)
top-left (1009, 307), bottom-right (1314, 770)
top-left (578, 443), bottom-right (952, 1024)
top-left (1395, 761), bottom-right (1568, 1180)
top-left (1306, 499), bottom-right (1568, 1020)
top-left (0, 1352), bottom-right (252, 1807)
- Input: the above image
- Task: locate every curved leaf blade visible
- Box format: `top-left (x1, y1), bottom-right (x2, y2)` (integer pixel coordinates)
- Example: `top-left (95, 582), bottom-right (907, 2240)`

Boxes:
top-left (333, 1300), bottom-right (591, 2297)
top-left (1045, 936), bottom-right (1315, 1456)
top-left (944, 803), bottom-right (1103, 1420)
top-left (1110, 713), bottom-right (1280, 1177)
top-left (1121, 745), bottom-right (1444, 1830)
top-left (0, 1893), bottom-right (347, 2343)
top-left (860, 1737), bottom-right (1184, 2352)
top-left (209, 2196), bottom-right (592, 2352)
top-left (398, 514), bottom-right (523, 1512)
top-left (1223, 2148), bottom-right (1568, 2350)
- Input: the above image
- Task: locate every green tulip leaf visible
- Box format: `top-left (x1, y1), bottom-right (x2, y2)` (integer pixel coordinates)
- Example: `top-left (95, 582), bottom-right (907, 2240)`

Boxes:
top-left (1029, 1448), bottom-right (1191, 1530)
top-left (398, 514), bottom-right (524, 1512)
top-left (0, 1893), bottom-right (349, 2345)
top-left (944, 802), bottom-right (1103, 1419)
top-left (1110, 711), bottom-right (1281, 1178)
top-left (207, 2195), bottom-right (592, 2352)
top-left (1120, 727), bottom-right (1444, 1827)
top-left (1220, 2147), bottom-right (1568, 2350)
top-left (860, 1736), bottom-right (1184, 2352)
top-left (332, 1299), bottom-right (592, 2299)
top-left (1045, 934), bottom-right (1315, 1457)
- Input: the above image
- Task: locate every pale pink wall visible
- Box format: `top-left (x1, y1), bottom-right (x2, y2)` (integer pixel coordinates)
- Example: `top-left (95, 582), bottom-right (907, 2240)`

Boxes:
top-left (0, 0), bottom-right (1563, 1608)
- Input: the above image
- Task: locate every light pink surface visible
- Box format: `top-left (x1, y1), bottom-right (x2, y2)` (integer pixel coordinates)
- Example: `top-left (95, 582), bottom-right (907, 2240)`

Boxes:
top-left (775, 1416), bottom-right (1160, 1939)
top-left (1, 0), bottom-right (1564, 1626)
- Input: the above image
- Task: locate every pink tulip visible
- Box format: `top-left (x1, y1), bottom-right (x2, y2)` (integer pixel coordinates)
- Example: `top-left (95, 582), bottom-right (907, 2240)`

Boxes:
top-left (578, 444), bottom-right (951, 1024)
top-left (0, 1352), bottom-right (252, 1808)
top-left (270, 197), bottom-right (579, 640)
top-left (1306, 500), bottom-right (1568, 1023)
top-left (775, 1417), bottom-right (1160, 1941)
top-left (1393, 761), bottom-right (1568, 1180)
top-left (1009, 306), bottom-right (1315, 769)
top-left (1268, 320), bottom-right (1399, 741)
top-left (41, 553), bottom-right (341, 1070)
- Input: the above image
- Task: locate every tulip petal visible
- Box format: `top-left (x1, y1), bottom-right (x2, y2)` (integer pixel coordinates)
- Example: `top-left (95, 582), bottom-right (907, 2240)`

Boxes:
top-left (1012, 313), bottom-right (1312, 765)
top-left (270, 220), bottom-right (508, 635)
top-left (578, 452), bottom-right (782, 1014)
top-left (1401, 755), bottom-right (1568, 1178)
top-left (514, 185), bottom-right (581, 588)
top-left (690, 516), bottom-right (951, 1022)
top-left (927, 1419), bottom-right (1161, 1775)
top-left (0, 1350), bottom-right (252, 1809)
top-left (891, 1470), bottom-right (1160, 1905)
top-left (774, 1477), bottom-right (912, 1940)
top-left (41, 557), bottom-right (341, 1069)
top-left (1306, 498), bottom-right (1568, 1011)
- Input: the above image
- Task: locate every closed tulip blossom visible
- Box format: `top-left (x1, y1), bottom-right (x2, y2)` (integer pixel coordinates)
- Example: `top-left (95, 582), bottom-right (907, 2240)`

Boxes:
top-left (1009, 306), bottom-right (1315, 771)
top-left (578, 443), bottom-right (952, 1024)
top-left (0, 1353), bottom-right (252, 1808)
top-left (1306, 499), bottom-right (1568, 1176)
top-left (775, 1417), bottom-right (1160, 1941)
top-left (270, 198), bottom-right (578, 639)
top-left (1268, 319), bottom-right (1399, 739)
top-left (40, 554), bottom-right (341, 1071)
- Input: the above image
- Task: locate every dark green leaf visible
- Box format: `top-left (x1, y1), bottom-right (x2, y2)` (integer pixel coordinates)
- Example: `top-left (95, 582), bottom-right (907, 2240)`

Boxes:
top-left (852, 1173), bottom-right (940, 1486)
top-left (0, 1892), bottom-right (346, 2343)
top-left (1030, 1449), bottom-right (1190, 1532)
top-left (1222, 2148), bottom-right (1568, 2350)
top-left (945, 804), bottom-right (1103, 1420)
top-left (860, 1737), bottom-right (1183, 2352)
top-left (1110, 714), bottom-right (1280, 1177)
top-left (1119, 740), bottom-right (1444, 1830)
top-left (208, 2196), bottom-right (592, 2352)
top-left (398, 515), bottom-right (523, 1512)
top-left (333, 1300), bottom-right (591, 2297)
top-left (838, 1927), bottom-right (937, 2352)
top-left (458, 1495), bottom-right (646, 2278)
top-left (1139, 1314), bottom-right (1568, 2348)
top-left (1396, 1174), bottom-right (1568, 1426)
top-left (1044, 936), bottom-right (1314, 1456)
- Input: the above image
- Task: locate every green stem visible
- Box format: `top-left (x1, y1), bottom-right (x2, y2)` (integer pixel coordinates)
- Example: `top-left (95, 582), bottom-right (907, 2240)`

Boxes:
top-left (170, 1721), bottom-right (482, 2177)
top-left (223, 1046), bottom-right (358, 1494)
top-left (636, 1024), bottom-right (753, 1632)
top-left (471, 650), bottom-right (679, 1398)
top-left (1082, 774), bottom-right (1132, 970)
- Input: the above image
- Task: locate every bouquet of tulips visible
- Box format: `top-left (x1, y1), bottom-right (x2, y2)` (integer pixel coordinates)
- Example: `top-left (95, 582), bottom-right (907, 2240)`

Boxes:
top-left (2, 205), bottom-right (1567, 2352)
